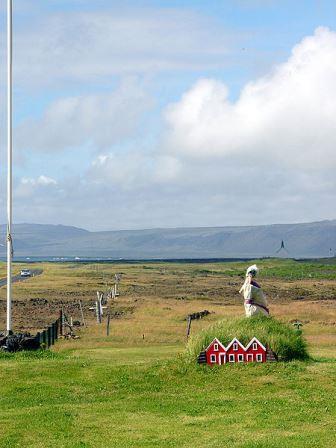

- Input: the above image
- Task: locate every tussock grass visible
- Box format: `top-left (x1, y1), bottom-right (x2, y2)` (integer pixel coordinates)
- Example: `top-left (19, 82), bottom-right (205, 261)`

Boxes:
top-left (186, 316), bottom-right (309, 362)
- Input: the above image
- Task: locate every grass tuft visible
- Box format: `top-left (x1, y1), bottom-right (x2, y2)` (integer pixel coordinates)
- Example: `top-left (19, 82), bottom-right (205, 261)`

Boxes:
top-left (186, 315), bottom-right (309, 362)
top-left (0, 349), bottom-right (64, 361)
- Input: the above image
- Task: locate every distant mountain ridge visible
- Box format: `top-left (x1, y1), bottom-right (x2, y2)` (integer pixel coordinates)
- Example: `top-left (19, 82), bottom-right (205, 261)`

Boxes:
top-left (0, 220), bottom-right (335, 259)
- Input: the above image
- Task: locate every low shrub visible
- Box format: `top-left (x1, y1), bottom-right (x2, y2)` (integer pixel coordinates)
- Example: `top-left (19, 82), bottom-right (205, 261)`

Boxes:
top-left (186, 315), bottom-right (309, 362)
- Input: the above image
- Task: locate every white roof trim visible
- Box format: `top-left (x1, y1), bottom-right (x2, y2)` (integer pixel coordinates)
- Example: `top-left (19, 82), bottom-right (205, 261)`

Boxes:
top-left (205, 337), bottom-right (226, 352)
top-left (245, 337), bottom-right (266, 351)
top-left (225, 337), bottom-right (246, 351)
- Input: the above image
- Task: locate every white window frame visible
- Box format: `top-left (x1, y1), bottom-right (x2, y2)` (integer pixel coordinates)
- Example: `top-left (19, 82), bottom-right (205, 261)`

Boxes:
top-left (210, 354), bottom-right (216, 363)
top-left (253, 343), bottom-right (258, 350)
top-left (229, 354), bottom-right (235, 362)
top-left (214, 343), bottom-right (219, 351)
top-left (233, 343), bottom-right (238, 351)
top-left (246, 354), bottom-right (253, 362)
top-left (256, 354), bottom-right (262, 362)
top-left (238, 354), bottom-right (244, 362)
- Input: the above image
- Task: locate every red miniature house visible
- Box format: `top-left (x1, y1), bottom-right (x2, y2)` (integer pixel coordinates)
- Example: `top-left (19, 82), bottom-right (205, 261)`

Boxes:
top-left (245, 337), bottom-right (267, 363)
top-left (225, 337), bottom-right (247, 363)
top-left (198, 337), bottom-right (275, 365)
top-left (205, 338), bottom-right (226, 365)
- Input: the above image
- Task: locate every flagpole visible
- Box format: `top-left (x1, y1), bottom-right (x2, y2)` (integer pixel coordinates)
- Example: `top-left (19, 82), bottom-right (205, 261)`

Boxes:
top-left (6, 0), bottom-right (13, 335)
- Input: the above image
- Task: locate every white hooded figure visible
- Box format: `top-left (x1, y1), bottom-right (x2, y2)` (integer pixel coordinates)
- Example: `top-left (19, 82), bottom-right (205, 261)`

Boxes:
top-left (239, 265), bottom-right (270, 317)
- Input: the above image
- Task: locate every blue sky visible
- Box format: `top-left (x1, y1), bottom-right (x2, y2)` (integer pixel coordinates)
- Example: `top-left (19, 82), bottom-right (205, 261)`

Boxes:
top-left (0, 0), bottom-right (335, 230)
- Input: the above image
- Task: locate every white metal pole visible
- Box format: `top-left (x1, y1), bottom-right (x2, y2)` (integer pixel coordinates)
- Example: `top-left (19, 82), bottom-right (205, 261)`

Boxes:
top-left (6, 0), bottom-right (13, 335)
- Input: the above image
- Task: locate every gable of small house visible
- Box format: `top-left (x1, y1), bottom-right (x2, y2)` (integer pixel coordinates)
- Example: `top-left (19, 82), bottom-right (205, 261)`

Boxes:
top-left (225, 338), bottom-right (246, 363)
top-left (245, 337), bottom-right (266, 362)
top-left (205, 338), bottom-right (226, 364)
top-left (245, 337), bottom-right (266, 353)
top-left (205, 338), bottom-right (226, 353)
top-left (225, 337), bottom-right (246, 353)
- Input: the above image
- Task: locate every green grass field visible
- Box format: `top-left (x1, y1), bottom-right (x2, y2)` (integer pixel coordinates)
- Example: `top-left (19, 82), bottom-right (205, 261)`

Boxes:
top-left (0, 259), bottom-right (335, 447)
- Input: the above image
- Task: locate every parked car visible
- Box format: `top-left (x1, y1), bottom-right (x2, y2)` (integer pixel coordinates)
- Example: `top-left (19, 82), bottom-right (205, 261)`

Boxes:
top-left (20, 269), bottom-right (31, 277)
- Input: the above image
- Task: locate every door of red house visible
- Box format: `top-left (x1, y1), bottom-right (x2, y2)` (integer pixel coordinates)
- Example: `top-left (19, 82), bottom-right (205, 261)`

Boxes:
top-left (219, 354), bottom-right (226, 365)
top-left (246, 354), bottom-right (253, 362)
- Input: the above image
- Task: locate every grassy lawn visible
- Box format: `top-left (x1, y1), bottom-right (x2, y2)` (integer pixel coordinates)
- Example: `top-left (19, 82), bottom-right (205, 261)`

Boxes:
top-left (0, 350), bottom-right (335, 448)
top-left (0, 259), bottom-right (335, 447)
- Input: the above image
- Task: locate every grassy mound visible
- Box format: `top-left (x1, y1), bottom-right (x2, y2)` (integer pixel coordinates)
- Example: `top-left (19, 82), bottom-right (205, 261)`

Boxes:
top-left (187, 316), bottom-right (309, 362)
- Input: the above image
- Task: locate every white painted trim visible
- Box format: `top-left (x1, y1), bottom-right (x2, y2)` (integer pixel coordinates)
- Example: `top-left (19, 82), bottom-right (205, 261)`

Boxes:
top-left (228, 354), bottom-right (235, 362)
top-left (246, 354), bottom-right (253, 362)
top-left (205, 338), bottom-right (226, 353)
top-left (219, 353), bottom-right (226, 365)
top-left (256, 354), bottom-right (263, 362)
top-left (245, 337), bottom-right (266, 352)
top-left (237, 354), bottom-right (244, 362)
top-left (210, 354), bottom-right (216, 363)
top-left (214, 343), bottom-right (219, 351)
top-left (226, 337), bottom-right (246, 351)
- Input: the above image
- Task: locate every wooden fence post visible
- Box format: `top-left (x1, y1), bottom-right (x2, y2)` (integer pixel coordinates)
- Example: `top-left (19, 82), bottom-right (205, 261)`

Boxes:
top-left (106, 311), bottom-right (111, 336)
top-left (42, 329), bottom-right (47, 347)
top-left (186, 315), bottom-right (192, 340)
top-left (47, 327), bottom-right (51, 348)
top-left (35, 332), bottom-right (41, 347)
top-left (79, 300), bottom-right (86, 327)
top-left (51, 324), bottom-right (55, 345)
top-left (38, 331), bottom-right (42, 347)
top-left (98, 292), bottom-right (104, 316)
top-left (60, 308), bottom-right (64, 336)
top-left (95, 301), bottom-right (100, 323)
top-left (55, 320), bottom-right (59, 340)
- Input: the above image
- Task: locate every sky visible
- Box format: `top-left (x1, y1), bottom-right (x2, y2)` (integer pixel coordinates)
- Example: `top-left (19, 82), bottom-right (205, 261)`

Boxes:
top-left (0, 0), bottom-right (335, 231)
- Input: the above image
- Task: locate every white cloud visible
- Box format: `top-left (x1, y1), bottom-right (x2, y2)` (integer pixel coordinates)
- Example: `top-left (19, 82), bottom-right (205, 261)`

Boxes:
top-left (152, 155), bottom-right (181, 183)
top-left (165, 27), bottom-right (336, 171)
top-left (7, 27), bottom-right (336, 229)
top-left (21, 175), bottom-right (57, 186)
top-left (89, 152), bottom-right (181, 189)
top-left (16, 175), bottom-right (58, 199)
top-left (12, 6), bottom-right (229, 87)
top-left (16, 78), bottom-right (153, 152)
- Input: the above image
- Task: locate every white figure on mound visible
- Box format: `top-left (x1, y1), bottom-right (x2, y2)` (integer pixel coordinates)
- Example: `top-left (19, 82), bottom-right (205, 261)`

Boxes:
top-left (239, 264), bottom-right (270, 317)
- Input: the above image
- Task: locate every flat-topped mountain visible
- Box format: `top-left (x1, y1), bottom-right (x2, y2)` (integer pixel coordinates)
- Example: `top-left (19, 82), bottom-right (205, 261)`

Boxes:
top-left (0, 220), bottom-right (334, 259)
